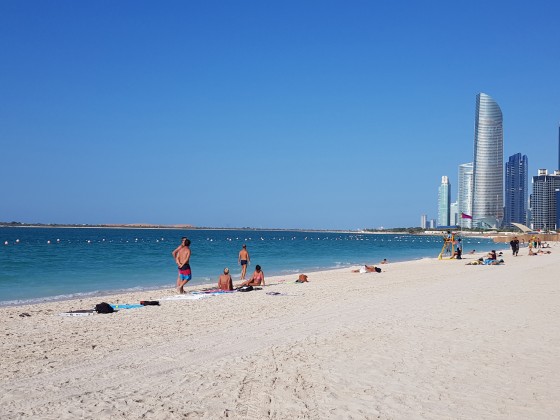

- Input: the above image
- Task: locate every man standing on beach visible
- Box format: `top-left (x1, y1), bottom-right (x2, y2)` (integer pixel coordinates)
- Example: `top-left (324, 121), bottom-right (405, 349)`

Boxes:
top-left (510, 237), bottom-right (520, 256)
top-left (173, 238), bottom-right (192, 294)
top-left (238, 244), bottom-right (250, 280)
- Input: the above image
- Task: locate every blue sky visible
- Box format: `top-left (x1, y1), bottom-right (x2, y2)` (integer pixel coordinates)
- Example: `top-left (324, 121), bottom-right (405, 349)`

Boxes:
top-left (1, 1), bottom-right (559, 229)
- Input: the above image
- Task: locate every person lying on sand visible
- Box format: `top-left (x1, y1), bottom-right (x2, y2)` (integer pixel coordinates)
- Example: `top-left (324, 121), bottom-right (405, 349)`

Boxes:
top-left (238, 265), bottom-right (265, 287)
top-left (466, 259), bottom-right (505, 265)
top-left (537, 249), bottom-right (552, 255)
top-left (352, 265), bottom-right (381, 273)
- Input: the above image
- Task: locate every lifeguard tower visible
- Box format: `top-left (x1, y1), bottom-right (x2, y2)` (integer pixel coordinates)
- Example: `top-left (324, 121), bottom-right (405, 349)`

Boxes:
top-left (438, 230), bottom-right (457, 260)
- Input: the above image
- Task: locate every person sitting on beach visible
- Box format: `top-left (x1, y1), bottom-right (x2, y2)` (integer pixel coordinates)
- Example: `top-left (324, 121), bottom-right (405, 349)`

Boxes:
top-left (380, 258), bottom-right (388, 264)
top-left (468, 249), bottom-right (476, 254)
top-left (218, 267), bottom-right (233, 291)
top-left (451, 247), bottom-right (462, 259)
top-left (352, 265), bottom-right (381, 273)
top-left (238, 265), bottom-right (265, 287)
top-left (296, 274), bottom-right (308, 283)
top-left (451, 238), bottom-right (463, 259)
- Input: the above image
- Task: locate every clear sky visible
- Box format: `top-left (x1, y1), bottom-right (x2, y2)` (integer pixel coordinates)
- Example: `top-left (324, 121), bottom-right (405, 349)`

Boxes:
top-left (1, 1), bottom-right (559, 229)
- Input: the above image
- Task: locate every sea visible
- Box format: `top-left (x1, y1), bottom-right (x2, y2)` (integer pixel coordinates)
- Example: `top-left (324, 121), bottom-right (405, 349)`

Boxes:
top-left (0, 227), bottom-right (505, 306)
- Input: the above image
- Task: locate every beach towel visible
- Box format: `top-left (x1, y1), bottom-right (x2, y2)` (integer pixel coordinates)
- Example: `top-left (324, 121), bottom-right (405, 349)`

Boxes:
top-left (162, 294), bottom-right (209, 301)
top-left (59, 309), bottom-right (96, 317)
top-left (191, 290), bottom-right (235, 295)
top-left (109, 304), bottom-right (144, 310)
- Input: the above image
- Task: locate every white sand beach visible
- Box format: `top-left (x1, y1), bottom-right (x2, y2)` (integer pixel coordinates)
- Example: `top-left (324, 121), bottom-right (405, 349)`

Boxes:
top-left (1, 246), bottom-right (559, 419)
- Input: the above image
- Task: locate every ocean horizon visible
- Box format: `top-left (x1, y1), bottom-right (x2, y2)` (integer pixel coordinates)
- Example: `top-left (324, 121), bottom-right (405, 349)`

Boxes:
top-left (0, 227), bottom-right (504, 306)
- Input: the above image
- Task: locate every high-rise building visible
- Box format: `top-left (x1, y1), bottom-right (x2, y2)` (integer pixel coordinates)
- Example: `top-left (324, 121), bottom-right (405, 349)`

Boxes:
top-left (458, 162), bottom-right (473, 228)
top-left (450, 201), bottom-right (459, 226)
top-left (472, 93), bottom-right (504, 228)
top-left (530, 169), bottom-right (560, 231)
top-left (504, 153), bottom-right (528, 227)
top-left (421, 214), bottom-right (427, 229)
top-left (556, 189), bottom-right (560, 230)
top-left (437, 176), bottom-right (451, 227)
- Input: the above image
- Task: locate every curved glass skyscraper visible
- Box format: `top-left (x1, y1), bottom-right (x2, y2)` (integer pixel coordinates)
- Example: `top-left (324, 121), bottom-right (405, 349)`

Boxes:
top-left (472, 93), bottom-right (503, 228)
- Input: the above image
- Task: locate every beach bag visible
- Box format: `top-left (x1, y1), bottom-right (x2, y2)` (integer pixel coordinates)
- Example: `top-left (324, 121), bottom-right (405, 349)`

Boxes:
top-left (375, 267), bottom-right (382, 273)
top-left (95, 302), bottom-right (114, 314)
top-left (237, 285), bottom-right (253, 292)
top-left (140, 300), bottom-right (160, 306)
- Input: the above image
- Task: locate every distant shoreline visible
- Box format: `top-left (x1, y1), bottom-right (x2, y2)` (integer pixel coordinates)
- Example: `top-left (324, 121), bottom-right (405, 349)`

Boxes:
top-left (0, 223), bottom-right (399, 234)
top-left (0, 224), bottom-right (508, 239)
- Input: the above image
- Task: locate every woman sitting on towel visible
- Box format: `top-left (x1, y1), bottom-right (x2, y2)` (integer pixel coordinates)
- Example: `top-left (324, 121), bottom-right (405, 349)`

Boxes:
top-left (239, 265), bottom-right (265, 287)
top-left (218, 267), bottom-right (233, 291)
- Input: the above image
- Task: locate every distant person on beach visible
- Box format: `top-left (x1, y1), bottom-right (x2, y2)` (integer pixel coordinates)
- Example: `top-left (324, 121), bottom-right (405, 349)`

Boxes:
top-left (380, 258), bottom-right (388, 264)
top-left (443, 231), bottom-right (453, 255)
top-left (218, 268), bottom-right (233, 291)
top-left (352, 265), bottom-right (381, 273)
top-left (296, 274), bottom-right (308, 283)
top-left (468, 249), bottom-right (476, 254)
top-left (238, 244), bottom-right (250, 280)
top-left (510, 237), bottom-right (520, 256)
top-left (174, 238), bottom-right (191, 294)
top-left (239, 264), bottom-right (265, 287)
top-left (451, 238), bottom-right (463, 259)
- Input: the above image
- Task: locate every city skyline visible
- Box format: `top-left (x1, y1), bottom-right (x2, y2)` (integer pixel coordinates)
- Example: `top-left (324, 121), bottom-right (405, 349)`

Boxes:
top-left (1, 2), bottom-right (559, 229)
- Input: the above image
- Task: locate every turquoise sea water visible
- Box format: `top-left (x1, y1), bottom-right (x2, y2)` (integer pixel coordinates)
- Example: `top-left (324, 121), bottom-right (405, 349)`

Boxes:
top-left (0, 227), bottom-right (504, 305)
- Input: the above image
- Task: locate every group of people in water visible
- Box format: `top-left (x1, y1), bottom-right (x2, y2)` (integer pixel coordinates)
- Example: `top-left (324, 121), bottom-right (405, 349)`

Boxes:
top-left (172, 238), bottom-right (265, 294)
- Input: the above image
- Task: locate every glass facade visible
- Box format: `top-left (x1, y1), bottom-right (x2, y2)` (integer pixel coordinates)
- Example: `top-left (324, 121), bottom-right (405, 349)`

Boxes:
top-left (504, 153), bottom-right (528, 227)
top-left (472, 93), bottom-right (503, 228)
top-left (458, 162), bottom-right (473, 228)
top-left (437, 176), bottom-right (451, 227)
top-left (531, 170), bottom-right (560, 231)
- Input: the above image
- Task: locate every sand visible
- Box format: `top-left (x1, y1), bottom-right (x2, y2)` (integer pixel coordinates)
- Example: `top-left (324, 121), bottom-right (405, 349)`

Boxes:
top-left (1, 245), bottom-right (559, 419)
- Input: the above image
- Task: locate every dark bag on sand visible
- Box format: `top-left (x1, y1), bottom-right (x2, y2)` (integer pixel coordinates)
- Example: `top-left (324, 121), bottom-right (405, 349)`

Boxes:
top-left (237, 285), bottom-right (253, 292)
top-left (140, 300), bottom-right (160, 306)
top-left (95, 302), bottom-right (114, 314)
top-left (375, 267), bottom-right (382, 273)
